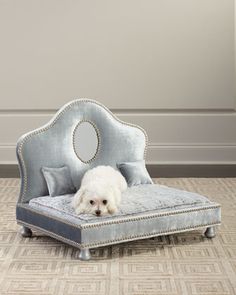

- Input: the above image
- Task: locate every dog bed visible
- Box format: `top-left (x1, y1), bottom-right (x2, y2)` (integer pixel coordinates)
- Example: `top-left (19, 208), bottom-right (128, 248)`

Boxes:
top-left (16, 99), bottom-right (221, 260)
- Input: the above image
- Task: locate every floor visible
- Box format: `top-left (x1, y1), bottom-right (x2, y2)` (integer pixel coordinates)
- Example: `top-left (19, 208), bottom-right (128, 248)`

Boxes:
top-left (0, 178), bottom-right (236, 295)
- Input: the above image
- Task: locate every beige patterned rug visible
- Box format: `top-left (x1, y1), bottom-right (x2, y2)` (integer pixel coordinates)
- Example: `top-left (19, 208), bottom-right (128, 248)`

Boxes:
top-left (0, 178), bottom-right (236, 295)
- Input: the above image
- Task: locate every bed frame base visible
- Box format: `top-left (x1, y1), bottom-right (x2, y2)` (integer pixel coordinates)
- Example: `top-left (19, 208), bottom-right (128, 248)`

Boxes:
top-left (20, 226), bottom-right (33, 238)
top-left (19, 225), bottom-right (217, 260)
top-left (78, 248), bottom-right (91, 261)
top-left (204, 226), bottom-right (216, 238)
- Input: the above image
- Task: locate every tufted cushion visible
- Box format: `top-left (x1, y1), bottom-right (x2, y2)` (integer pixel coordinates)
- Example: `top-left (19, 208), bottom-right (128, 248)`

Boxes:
top-left (29, 184), bottom-right (214, 224)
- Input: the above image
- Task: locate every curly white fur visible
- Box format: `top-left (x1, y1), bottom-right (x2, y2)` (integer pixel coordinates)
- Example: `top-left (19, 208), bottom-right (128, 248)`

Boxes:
top-left (72, 166), bottom-right (127, 216)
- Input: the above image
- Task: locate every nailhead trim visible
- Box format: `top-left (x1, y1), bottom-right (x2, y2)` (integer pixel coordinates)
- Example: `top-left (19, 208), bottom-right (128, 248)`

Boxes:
top-left (17, 98), bottom-right (148, 203)
top-left (80, 205), bottom-right (220, 229)
top-left (17, 203), bottom-right (220, 230)
top-left (82, 222), bottom-right (221, 248)
top-left (72, 119), bottom-right (101, 164)
top-left (17, 219), bottom-right (220, 250)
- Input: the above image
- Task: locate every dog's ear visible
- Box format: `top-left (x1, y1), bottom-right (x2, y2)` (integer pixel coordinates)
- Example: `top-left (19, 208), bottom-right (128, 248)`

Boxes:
top-left (72, 187), bottom-right (85, 208)
top-left (106, 186), bottom-right (120, 215)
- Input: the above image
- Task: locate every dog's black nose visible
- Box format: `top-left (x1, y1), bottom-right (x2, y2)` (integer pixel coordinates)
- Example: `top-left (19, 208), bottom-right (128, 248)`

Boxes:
top-left (95, 210), bottom-right (101, 216)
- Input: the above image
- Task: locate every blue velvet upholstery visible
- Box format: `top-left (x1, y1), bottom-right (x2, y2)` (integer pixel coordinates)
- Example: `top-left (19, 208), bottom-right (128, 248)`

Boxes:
top-left (41, 166), bottom-right (76, 197)
top-left (117, 160), bottom-right (153, 186)
top-left (16, 99), bottom-right (221, 253)
top-left (16, 200), bottom-right (220, 249)
top-left (16, 99), bottom-right (146, 203)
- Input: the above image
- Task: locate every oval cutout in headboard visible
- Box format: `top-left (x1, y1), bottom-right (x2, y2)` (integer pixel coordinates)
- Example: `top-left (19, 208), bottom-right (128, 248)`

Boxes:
top-left (73, 121), bottom-right (100, 163)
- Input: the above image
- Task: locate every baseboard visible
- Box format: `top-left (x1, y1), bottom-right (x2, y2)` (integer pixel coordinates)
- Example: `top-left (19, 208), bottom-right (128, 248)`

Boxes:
top-left (146, 164), bottom-right (236, 177)
top-left (0, 164), bottom-right (236, 178)
top-left (0, 165), bottom-right (20, 178)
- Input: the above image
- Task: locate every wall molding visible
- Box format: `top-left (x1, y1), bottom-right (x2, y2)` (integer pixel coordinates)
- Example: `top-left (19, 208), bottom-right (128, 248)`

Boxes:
top-left (0, 108), bottom-right (235, 115)
top-left (0, 164), bottom-right (235, 178)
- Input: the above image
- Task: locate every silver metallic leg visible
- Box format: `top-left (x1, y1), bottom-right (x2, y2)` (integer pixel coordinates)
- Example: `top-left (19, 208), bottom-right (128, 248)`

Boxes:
top-left (78, 248), bottom-right (91, 261)
top-left (205, 226), bottom-right (216, 238)
top-left (20, 226), bottom-right (32, 237)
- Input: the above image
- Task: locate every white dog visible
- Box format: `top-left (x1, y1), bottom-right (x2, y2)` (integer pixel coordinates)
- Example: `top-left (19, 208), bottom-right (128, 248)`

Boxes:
top-left (72, 166), bottom-right (127, 216)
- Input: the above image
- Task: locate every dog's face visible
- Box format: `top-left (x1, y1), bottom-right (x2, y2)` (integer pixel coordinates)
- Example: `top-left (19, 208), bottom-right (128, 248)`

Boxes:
top-left (74, 188), bottom-right (118, 216)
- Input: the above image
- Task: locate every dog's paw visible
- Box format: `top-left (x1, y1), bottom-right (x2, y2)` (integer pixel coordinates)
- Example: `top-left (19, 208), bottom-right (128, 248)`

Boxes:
top-left (75, 207), bottom-right (83, 215)
top-left (108, 206), bottom-right (118, 215)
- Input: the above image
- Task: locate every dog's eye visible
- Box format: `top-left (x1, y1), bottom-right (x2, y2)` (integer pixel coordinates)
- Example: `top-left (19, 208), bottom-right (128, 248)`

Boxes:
top-left (90, 200), bottom-right (94, 205)
top-left (103, 200), bottom-right (107, 205)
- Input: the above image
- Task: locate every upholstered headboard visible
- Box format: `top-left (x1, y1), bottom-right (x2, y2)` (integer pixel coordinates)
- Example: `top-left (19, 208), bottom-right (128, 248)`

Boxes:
top-left (16, 99), bottom-right (147, 203)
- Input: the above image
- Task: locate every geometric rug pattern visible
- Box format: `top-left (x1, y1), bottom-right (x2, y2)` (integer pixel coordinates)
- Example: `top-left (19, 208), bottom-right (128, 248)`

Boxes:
top-left (0, 178), bottom-right (236, 295)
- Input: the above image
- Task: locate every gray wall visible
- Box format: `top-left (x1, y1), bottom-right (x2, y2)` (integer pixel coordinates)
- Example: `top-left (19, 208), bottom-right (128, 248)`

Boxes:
top-left (0, 0), bottom-right (235, 165)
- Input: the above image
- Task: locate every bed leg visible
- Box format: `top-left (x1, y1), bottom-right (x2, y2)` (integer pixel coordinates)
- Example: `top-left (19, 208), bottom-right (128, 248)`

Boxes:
top-left (20, 226), bottom-right (32, 237)
top-left (78, 248), bottom-right (91, 261)
top-left (204, 226), bottom-right (216, 238)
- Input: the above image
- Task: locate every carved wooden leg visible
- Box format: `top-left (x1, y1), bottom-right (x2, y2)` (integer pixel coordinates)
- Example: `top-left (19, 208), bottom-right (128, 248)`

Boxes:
top-left (78, 248), bottom-right (91, 260)
top-left (204, 226), bottom-right (216, 238)
top-left (20, 226), bottom-right (32, 237)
